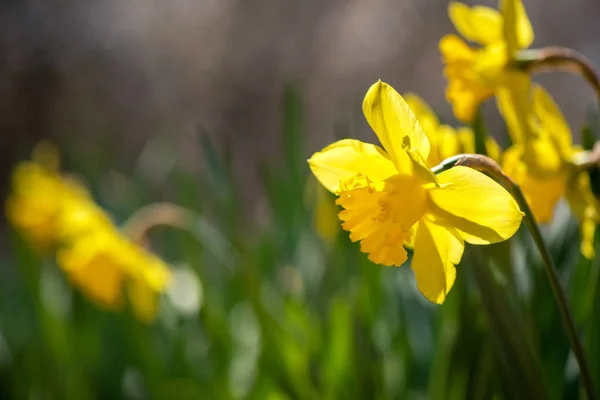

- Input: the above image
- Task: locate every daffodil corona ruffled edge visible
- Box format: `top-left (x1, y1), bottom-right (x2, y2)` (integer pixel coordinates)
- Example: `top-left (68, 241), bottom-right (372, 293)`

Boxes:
top-left (309, 80), bottom-right (523, 304)
top-left (6, 143), bottom-right (172, 323)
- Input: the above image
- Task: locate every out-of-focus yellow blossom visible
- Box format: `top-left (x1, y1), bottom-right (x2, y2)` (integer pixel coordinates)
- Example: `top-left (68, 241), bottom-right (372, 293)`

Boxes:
top-left (308, 80), bottom-right (523, 303)
top-left (500, 82), bottom-right (600, 259)
top-left (403, 92), bottom-right (501, 165)
top-left (57, 227), bottom-right (171, 322)
top-left (440, 0), bottom-right (534, 122)
top-left (304, 177), bottom-right (340, 244)
top-left (499, 83), bottom-right (574, 224)
top-left (6, 161), bottom-right (64, 250)
top-left (6, 143), bottom-right (172, 322)
top-left (566, 171), bottom-right (600, 259)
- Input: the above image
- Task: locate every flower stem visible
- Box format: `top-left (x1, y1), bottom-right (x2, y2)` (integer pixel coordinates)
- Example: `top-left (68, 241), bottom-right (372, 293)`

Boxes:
top-left (514, 188), bottom-right (597, 400)
top-left (433, 154), bottom-right (597, 400)
top-left (472, 108), bottom-right (488, 156)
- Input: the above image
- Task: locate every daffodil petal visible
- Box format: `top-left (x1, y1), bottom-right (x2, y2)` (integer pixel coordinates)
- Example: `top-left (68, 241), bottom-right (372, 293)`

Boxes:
top-left (363, 80), bottom-right (430, 169)
top-left (531, 84), bottom-right (573, 160)
top-left (403, 92), bottom-right (440, 141)
top-left (404, 221), bottom-right (419, 250)
top-left (565, 170), bottom-right (600, 260)
top-left (565, 170), bottom-right (598, 222)
top-left (308, 139), bottom-right (398, 193)
top-left (439, 34), bottom-right (475, 63)
top-left (440, 35), bottom-right (494, 122)
top-left (429, 166), bottom-right (523, 244)
top-left (411, 220), bottom-right (463, 304)
top-left (501, 0), bottom-right (534, 53)
top-left (522, 175), bottom-right (565, 224)
top-left (485, 136), bottom-right (502, 162)
top-left (496, 72), bottom-right (531, 145)
top-left (449, 2), bottom-right (503, 45)
top-left (580, 216), bottom-right (596, 260)
top-left (57, 233), bottom-right (127, 309)
top-left (128, 277), bottom-right (160, 323)
top-left (436, 125), bottom-right (461, 164)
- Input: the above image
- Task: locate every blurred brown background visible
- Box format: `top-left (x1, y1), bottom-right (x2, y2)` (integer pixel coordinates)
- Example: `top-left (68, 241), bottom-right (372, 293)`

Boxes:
top-left (1, 0), bottom-right (599, 216)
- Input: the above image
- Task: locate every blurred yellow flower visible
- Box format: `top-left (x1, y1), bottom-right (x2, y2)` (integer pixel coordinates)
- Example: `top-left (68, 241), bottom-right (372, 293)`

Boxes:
top-left (403, 92), bottom-right (501, 165)
top-left (566, 171), bottom-right (600, 259)
top-left (308, 81), bottom-right (523, 303)
top-left (6, 161), bottom-right (64, 250)
top-left (499, 83), bottom-right (574, 223)
top-left (6, 143), bottom-right (172, 322)
top-left (441, 0), bottom-right (533, 122)
top-left (304, 177), bottom-right (340, 244)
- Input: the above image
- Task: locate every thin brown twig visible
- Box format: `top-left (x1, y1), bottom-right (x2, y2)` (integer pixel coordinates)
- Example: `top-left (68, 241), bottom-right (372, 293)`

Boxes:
top-left (516, 47), bottom-right (600, 106)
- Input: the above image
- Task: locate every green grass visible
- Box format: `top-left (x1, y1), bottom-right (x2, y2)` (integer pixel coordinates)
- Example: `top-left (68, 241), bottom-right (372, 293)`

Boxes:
top-left (0, 86), bottom-right (598, 399)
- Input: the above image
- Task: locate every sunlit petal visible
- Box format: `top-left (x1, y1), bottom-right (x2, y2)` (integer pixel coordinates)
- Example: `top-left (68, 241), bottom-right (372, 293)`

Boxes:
top-left (449, 2), bottom-right (503, 45)
top-left (308, 139), bottom-right (398, 193)
top-left (363, 81), bottom-right (430, 168)
top-left (403, 92), bottom-right (440, 142)
top-left (501, 0), bottom-right (534, 53)
top-left (565, 170), bottom-right (600, 259)
top-left (435, 125), bottom-right (461, 165)
top-left (531, 84), bottom-right (574, 160)
top-left (440, 35), bottom-right (494, 122)
top-left (522, 175), bottom-right (565, 224)
top-left (440, 34), bottom-right (476, 63)
top-left (411, 220), bottom-right (464, 304)
top-left (580, 216), bottom-right (596, 260)
top-left (496, 72), bottom-right (532, 144)
top-left (57, 231), bottom-right (127, 309)
top-left (429, 166), bottom-right (523, 244)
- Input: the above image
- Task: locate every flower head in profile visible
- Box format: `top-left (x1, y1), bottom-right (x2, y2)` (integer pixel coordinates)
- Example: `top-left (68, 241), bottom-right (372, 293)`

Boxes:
top-left (498, 83), bottom-right (575, 224)
top-left (308, 81), bottom-right (523, 303)
top-left (6, 143), bottom-right (172, 322)
top-left (403, 92), bottom-right (501, 166)
top-left (441, 0), bottom-right (534, 122)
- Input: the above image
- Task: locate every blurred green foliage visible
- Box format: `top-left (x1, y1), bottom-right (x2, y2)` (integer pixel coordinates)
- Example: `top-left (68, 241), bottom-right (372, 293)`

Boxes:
top-left (0, 86), bottom-right (598, 400)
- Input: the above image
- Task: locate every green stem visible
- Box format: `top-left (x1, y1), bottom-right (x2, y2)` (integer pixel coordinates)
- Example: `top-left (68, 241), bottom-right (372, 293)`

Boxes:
top-left (433, 155), bottom-right (597, 400)
top-left (472, 108), bottom-right (489, 156)
top-left (513, 189), bottom-right (596, 400)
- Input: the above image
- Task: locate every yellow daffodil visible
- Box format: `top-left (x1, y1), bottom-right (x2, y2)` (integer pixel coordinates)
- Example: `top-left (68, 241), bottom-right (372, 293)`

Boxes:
top-left (57, 227), bottom-right (171, 322)
top-left (403, 92), bottom-right (501, 165)
top-left (499, 82), bottom-right (600, 259)
top-left (304, 177), bottom-right (340, 244)
top-left (498, 83), bottom-right (574, 223)
top-left (6, 161), bottom-right (64, 250)
top-left (440, 0), bottom-right (534, 122)
top-left (565, 171), bottom-right (600, 259)
top-left (6, 143), bottom-right (172, 322)
top-left (308, 81), bottom-right (523, 303)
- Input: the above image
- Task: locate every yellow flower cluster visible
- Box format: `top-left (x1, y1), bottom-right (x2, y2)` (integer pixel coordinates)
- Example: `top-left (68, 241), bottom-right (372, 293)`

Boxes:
top-left (308, 0), bottom-right (600, 303)
top-left (6, 143), bottom-right (171, 323)
top-left (442, 0), bottom-right (600, 259)
top-left (309, 81), bottom-right (523, 304)
top-left (441, 0), bottom-right (533, 122)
